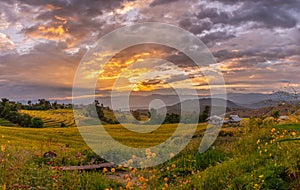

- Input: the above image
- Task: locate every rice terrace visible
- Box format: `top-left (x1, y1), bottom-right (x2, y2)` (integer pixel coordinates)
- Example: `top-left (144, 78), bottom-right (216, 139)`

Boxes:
top-left (1, 0), bottom-right (300, 189)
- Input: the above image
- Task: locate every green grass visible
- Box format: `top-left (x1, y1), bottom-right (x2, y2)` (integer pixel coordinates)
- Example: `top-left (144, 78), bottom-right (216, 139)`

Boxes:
top-left (275, 123), bottom-right (300, 132)
top-left (1, 116), bottom-right (300, 189)
top-left (0, 118), bottom-right (15, 126)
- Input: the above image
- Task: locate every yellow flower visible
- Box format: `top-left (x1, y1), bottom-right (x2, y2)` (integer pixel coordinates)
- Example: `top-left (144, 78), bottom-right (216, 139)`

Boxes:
top-left (102, 168), bottom-right (108, 173)
top-left (271, 128), bottom-right (276, 133)
top-left (111, 168), bottom-right (115, 173)
top-left (2, 183), bottom-right (6, 190)
top-left (1, 145), bottom-right (5, 152)
top-left (256, 139), bottom-right (261, 144)
top-left (259, 175), bottom-right (264, 178)
top-left (291, 131), bottom-right (296, 136)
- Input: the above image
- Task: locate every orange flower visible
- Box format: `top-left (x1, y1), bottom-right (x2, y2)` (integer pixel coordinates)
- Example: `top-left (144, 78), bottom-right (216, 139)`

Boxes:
top-left (139, 177), bottom-right (145, 182)
top-left (102, 168), bottom-right (108, 173)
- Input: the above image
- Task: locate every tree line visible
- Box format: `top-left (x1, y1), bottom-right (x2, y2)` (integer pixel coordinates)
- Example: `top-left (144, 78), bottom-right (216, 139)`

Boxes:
top-left (0, 98), bottom-right (44, 128)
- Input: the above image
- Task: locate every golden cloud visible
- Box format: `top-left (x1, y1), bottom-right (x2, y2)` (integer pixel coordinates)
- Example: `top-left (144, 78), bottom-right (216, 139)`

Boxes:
top-left (25, 15), bottom-right (77, 47)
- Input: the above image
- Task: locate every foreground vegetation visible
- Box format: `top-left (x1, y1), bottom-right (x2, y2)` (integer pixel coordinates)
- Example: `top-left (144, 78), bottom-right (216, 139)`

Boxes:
top-left (1, 115), bottom-right (300, 189)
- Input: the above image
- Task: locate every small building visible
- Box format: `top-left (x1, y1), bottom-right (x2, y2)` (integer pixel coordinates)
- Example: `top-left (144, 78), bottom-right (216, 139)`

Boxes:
top-left (228, 115), bottom-right (242, 123)
top-left (223, 115), bottom-right (242, 126)
top-left (279, 116), bottom-right (288, 120)
top-left (207, 115), bottom-right (223, 125)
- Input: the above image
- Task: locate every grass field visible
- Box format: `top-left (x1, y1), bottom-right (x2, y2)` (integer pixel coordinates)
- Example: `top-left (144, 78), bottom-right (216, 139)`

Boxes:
top-left (19, 109), bottom-right (77, 128)
top-left (1, 115), bottom-right (300, 189)
top-left (0, 118), bottom-right (15, 127)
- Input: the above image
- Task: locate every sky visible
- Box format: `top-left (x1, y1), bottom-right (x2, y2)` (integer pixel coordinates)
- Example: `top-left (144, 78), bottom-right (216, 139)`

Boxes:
top-left (0, 0), bottom-right (299, 101)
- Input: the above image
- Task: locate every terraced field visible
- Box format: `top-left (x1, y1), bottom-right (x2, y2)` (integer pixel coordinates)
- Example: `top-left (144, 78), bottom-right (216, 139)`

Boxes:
top-left (19, 109), bottom-right (76, 128)
top-left (0, 118), bottom-right (15, 126)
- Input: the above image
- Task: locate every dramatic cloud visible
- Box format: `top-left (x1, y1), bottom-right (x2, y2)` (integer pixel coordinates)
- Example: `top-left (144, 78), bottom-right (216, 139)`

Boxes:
top-left (0, 0), bottom-right (299, 99)
top-left (0, 33), bottom-right (14, 51)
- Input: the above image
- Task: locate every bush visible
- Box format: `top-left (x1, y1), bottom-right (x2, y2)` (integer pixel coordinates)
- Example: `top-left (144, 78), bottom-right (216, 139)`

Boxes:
top-left (31, 117), bottom-right (44, 128)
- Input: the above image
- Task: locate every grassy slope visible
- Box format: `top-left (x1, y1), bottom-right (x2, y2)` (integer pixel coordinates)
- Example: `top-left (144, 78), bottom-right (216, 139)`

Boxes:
top-left (1, 118), bottom-right (300, 189)
top-left (19, 109), bottom-right (76, 128)
top-left (0, 118), bottom-right (15, 126)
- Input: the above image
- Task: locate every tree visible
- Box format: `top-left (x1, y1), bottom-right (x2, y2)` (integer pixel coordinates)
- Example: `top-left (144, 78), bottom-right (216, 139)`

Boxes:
top-left (164, 113), bottom-right (180, 124)
top-left (199, 106), bottom-right (210, 123)
top-left (31, 118), bottom-right (44, 128)
top-left (271, 110), bottom-right (280, 121)
top-left (20, 114), bottom-right (32, 127)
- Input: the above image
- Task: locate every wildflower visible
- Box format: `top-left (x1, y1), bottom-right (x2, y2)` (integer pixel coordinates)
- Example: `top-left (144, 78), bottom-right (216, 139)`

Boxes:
top-left (152, 153), bottom-right (157, 158)
top-left (164, 183), bottom-right (168, 187)
top-left (271, 128), bottom-right (276, 133)
top-left (102, 168), bottom-right (108, 173)
top-left (291, 131), bottom-right (296, 136)
top-left (126, 181), bottom-right (132, 189)
top-left (164, 177), bottom-right (168, 182)
top-left (111, 168), bottom-right (115, 173)
top-left (128, 159), bottom-right (133, 164)
top-left (171, 164), bottom-right (176, 168)
top-left (139, 177), bottom-right (144, 182)
top-left (166, 167), bottom-right (170, 171)
top-left (259, 175), bottom-right (264, 178)
top-left (169, 153), bottom-right (174, 158)
top-left (256, 139), bottom-right (260, 144)
top-left (1, 145), bottom-right (5, 152)
top-left (146, 148), bottom-right (151, 154)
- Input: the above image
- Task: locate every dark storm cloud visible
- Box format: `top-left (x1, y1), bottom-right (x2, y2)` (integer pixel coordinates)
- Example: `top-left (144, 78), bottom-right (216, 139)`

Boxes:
top-left (230, 2), bottom-right (298, 29)
top-left (179, 19), bottom-right (213, 34)
top-left (195, 6), bottom-right (230, 25)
